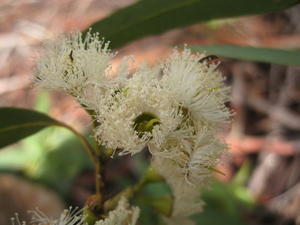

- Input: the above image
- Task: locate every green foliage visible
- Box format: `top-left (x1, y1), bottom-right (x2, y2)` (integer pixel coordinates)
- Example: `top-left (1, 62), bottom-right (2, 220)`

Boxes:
top-left (133, 198), bottom-right (164, 225)
top-left (133, 182), bottom-right (171, 225)
top-left (88, 0), bottom-right (299, 49)
top-left (137, 195), bottom-right (173, 216)
top-left (0, 100), bottom-right (92, 152)
top-left (133, 163), bottom-right (255, 225)
top-left (193, 162), bottom-right (254, 225)
top-left (0, 127), bottom-right (92, 195)
top-left (36, 132), bottom-right (93, 195)
top-left (0, 93), bottom-right (92, 195)
top-left (189, 45), bottom-right (300, 66)
top-left (137, 182), bottom-right (172, 216)
top-left (0, 107), bottom-right (62, 149)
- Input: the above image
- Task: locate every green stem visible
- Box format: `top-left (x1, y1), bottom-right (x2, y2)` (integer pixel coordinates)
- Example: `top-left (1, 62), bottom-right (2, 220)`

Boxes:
top-left (79, 106), bottom-right (105, 199)
top-left (64, 124), bottom-right (104, 198)
top-left (63, 124), bottom-right (97, 165)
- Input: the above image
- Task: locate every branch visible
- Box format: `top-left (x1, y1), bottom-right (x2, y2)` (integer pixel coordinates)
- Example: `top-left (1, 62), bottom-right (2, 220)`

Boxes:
top-left (247, 97), bottom-right (300, 130)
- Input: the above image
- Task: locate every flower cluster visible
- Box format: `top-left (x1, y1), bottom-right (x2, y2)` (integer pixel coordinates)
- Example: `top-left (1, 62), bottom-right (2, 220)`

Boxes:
top-left (11, 198), bottom-right (139, 225)
top-left (11, 207), bottom-right (84, 225)
top-left (33, 31), bottom-right (231, 225)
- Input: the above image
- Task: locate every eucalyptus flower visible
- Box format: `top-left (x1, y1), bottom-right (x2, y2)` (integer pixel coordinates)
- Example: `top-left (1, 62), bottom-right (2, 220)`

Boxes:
top-left (11, 198), bottom-right (139, 225)
top-left (33, 31), bottom-right (116, 97)
top-left (149, 49), bottom-right (230, 224)
top-left (152, 156), bottom-right (203, 225)
top-left (160, 48), bottom-right (230, 130)
top-left (94, 48), bottom-right (230, 158)
top-left (94, 65), bottom-right (183, 155)
top-left (95, 197), bottom-right (140, 225)
top-left (11, 207), bottom-right (85, 225)
top-left (32, 30), bottom-right (230, 225)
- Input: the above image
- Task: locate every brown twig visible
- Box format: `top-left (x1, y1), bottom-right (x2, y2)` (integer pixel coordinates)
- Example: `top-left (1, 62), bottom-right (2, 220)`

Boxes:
top-left (247, 97), bottom-right (300, 130)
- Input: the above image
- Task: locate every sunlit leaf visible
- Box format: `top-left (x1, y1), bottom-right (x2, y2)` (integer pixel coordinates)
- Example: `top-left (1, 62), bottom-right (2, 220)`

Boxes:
top-left (0, 107), bottom-right (89, 151)
top-left (0, 107), bottom-right (63, 148)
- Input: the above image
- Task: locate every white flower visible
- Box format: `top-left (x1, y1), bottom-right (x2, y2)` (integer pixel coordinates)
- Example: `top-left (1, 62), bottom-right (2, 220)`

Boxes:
top-left (11, 198), bottom-right (139, 225)
top-left (148, 47), bottom-right (231, 223)
top-left (146, 47), bottom-right (229, 187)
top-left (95, 197), bottom-right (140, 225)
top-left (31, 31), bottom-right (231, 224)
top-left (94, 48), bottom-right (230, 156)
top-left (152, 156), bottom-right (203, 213)
top-left (150, 128), bottom-right (227, 224)
top-left (150, 132), bottom-right (226, 221)
top-left (95, 65), bottom-right (183, 155)
top-left (152, 156), bottom-right (203, 225)
top-left (10, 214), bottom-right (25, 225)
top-left (33, 31), bottom-right (116, 97)
top-left (32, 208), bottom-right (85, 225)
top-left (78, 55), bottom-right (135, 110)
top-left (160, 48), bottom-right (230, 129)
top-left (150, 131), bottom-right (227, 224)
top-left (152, 130), bottom-right (226, 184)
top-left (11, 207), bottom-right (85, 225)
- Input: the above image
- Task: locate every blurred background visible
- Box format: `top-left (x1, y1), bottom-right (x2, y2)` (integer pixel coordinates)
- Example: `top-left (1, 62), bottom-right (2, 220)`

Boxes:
top-left (0, 0), bottom-right (300, 225)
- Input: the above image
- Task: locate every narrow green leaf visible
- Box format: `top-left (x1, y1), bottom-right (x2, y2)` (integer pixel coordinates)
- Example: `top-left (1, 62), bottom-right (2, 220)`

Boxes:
top-left (88, 0), bottom-right (299, 48)
top-left (0, 107), bottom-right (90, 151)
top-left (0, 107), bottom-right (63, 148)
top-left (189, 45), bottom-right (300, 66)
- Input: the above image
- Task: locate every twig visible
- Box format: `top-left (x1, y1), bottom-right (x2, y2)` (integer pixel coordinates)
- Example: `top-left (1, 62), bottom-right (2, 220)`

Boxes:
top-left (247, 97), bottom-right (300, 130)
top-left (63, 123), bottom-right (104, 199)
top-left (268, 181), bottom-right (300, 220)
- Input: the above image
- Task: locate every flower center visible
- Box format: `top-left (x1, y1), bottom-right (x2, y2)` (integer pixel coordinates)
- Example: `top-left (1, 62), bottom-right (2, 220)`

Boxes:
top-left (133, 112), bottom-right (160, 138)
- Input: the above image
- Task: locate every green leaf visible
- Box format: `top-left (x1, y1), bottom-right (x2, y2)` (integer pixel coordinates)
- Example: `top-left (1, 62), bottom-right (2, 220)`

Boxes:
top-left (88, 0), bottom-right (299, 48)
top-left (0, 107), bottom-right (64, 148)
top-left (189, 45), bottom-right (300, 66)
top-left (0, 127), bottom-right (92, 196)
top-left (0, 107), bottom-right (89, 150)
top-left (193, 179), bottom-right (254, 225)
